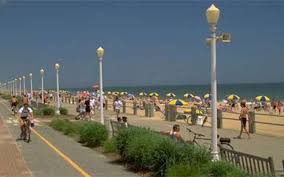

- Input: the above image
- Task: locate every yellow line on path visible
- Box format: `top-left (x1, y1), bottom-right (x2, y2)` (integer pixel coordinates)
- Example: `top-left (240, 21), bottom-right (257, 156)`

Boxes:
top-left (31, 128), bottom-right (92, 177)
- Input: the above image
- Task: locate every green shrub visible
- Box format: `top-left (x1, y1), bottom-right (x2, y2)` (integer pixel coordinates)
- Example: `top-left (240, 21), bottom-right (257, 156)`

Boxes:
top-left (1, 94), bottom-right (11, 100)
top-left (79, 122), bottom-right (108, 147)
top-left (123, 130), bottom-right (160, 170)
top-left (103, 138), bottom-right (117, 153)
top-left (50, 118), bottom-right (68, 131)
top-left (165, 164), bottom-right (205, 177)
top-left (41, 107), bottom-right (55, 116)
top-left (208, 161), bottom-right (248, 177)
top-left (59, 107), bottom-right (68, 115)
top-left (115, 126), bottom-right (211, 175)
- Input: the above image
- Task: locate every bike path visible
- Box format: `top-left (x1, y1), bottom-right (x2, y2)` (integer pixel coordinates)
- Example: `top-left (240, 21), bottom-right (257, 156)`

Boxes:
top-left (0, 100), bottom-right (138, 177)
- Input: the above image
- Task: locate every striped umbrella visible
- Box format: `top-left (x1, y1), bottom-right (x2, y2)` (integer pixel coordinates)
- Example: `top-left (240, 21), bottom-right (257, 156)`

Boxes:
top-left (149, 92), bottom-right (159, 97)
top-left (255, 96), bottom-right (270, 102)
top-left (112, 92), bottom-right (119, 96)
top-left (169, 99), bottom-right (188, 106)
top-left (184, 93), bottom-right (194, 98)
top-left (194, 96), bottom-right (202, 102)
top-left (227, 94), bottom-right (240, 101)
top-left (139, 92), bottom-right (147, 97)
top-left (204, 93), bottom-right (211, 99)
top-left (120, 92), bottom-right (128, 96)
top-left (166, 93), bottom-right (176, 98)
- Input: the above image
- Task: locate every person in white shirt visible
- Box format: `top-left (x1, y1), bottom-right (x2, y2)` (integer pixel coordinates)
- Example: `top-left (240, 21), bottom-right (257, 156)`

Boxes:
top-left (114, 97), bottom-right (123, 118)
top-left (90, 97), bottom-right (96, 116)
top-left (18, 103), bottom-right (34, 142)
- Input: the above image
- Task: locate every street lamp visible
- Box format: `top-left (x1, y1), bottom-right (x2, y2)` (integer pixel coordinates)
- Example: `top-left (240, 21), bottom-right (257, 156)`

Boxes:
top-left (19, 77), bottom-right (22, 96)
top-left (23, 76), bottom-right (26, 95)
top-left (55, 63), bottom-right (60, 115)
top-left (40, 69), bottom-right (45, 104)
top-left (206, 4), bottom-right (231, 161)
top-left (29, 73), bottom-right (33, 100)
top-left (96, 46), bottom-right (105, 125)
top-left (15, 78), bottom-right (18, 96)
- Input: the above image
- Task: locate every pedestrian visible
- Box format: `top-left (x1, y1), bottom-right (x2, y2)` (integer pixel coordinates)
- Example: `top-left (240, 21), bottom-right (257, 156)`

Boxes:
top-left (114, 96), bottom-right (123, 118)
top-left (85, 97), bottom-right (91, 121)
top-left (237, 101), bottom-right (250, 139)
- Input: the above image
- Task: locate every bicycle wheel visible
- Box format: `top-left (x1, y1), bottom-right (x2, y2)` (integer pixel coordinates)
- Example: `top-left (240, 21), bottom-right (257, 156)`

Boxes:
top-left (185, 116), bottom-right (192, 125)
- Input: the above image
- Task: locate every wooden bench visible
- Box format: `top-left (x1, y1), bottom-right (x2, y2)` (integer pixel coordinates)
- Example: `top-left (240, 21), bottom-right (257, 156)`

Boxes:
top-left (219, 146), bottom-right (276, 176)
top-left (110, 120), bottom-right (128, 137)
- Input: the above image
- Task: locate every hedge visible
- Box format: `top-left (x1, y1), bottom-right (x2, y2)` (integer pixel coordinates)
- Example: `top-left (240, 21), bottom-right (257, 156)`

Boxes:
top-left (115, 126), bottom-right (211, 175)
top-left (79, 122), bottom-right (108, 147)
top-left (59, 107), bottom-right (68, 115)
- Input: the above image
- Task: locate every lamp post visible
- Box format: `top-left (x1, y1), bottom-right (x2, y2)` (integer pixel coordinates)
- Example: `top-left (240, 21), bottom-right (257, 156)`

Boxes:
top-left (206, 4), bottom-right (220, 161)
top-left (19, 77), bottom-right (22, 96)
top-left (29, 73), bottom-right (33, 100)
top-left (40, 69), bottom-right (45, 104)
top-left (23, 76), bottom-right (26, 95)
top-left (96, 46), bottom-right (105, 125)
top-left (15, 78), bottom-right (18, 96)
top-left (55, 63), bottom-right (60, 115)
top-left (12, 80), bottom-right (14, 95)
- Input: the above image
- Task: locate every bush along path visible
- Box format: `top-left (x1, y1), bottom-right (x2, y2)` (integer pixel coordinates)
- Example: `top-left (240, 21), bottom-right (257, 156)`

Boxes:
top-left (49, 119), bottom-right (273, 177)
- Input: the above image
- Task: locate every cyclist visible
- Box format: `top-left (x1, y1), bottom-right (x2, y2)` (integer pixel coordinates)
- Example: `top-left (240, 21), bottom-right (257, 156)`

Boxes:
top-left (18, 103), bottom-right (34, 143)
top-left (11, 96), bottom-right (18, 114)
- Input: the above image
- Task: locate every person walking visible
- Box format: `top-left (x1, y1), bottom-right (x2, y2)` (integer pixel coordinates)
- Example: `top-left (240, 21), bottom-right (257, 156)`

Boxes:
top-left (237, 101), bottom-right (250, 139)
top-left (114, 96), bottom-right (123, 118)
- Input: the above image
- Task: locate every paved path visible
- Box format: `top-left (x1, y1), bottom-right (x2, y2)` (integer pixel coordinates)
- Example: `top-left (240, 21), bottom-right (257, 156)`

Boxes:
top-left (0, 111), bottom-right (32, 177)
top-left (0, 99), bottom-right (138, 177)
top-left (62, 102), bottom-right (284, 172)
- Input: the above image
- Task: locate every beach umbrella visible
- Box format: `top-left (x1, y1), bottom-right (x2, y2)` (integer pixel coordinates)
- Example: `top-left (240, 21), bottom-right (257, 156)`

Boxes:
top-left (166, 93), bottom-right (176, 98)
top-left (139, 92), bottom-right (147, 97)
top-left (184, 93), bottom-right (194, 98)
top-left (112, 92), bottom-right (119, 96)
top-left (107, 91), bottom-right (112, 95)
top-left (120, 92), bottom-right (128, 96)
top-left (194, 96), bottom-right (202, 102)
top-left (204, 93), bottom-right (211, 99)
top-left (184, 108), bottom-right (205, 115)
top-left (169, 99), bottom-right (188, 106)
top-left (149, 92), bottom-right (159, 97)
top-left (255, 96), bottom-right (270, 102)
top-left (227, 94), bottom-right (240, 101)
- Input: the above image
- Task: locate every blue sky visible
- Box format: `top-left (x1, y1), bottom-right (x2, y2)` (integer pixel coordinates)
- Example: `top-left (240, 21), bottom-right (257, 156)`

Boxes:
top-left (0, 0), bottom-right (284, 88)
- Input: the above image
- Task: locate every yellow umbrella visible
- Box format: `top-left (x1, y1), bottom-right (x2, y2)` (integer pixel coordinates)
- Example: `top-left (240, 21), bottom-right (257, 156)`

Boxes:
top-left (120, 92), bottom-right (128, 96)
top-left (112, 92), bottom-right (119, 96)
top-left (149, 92), bottom-right (159, 97)
top-left (139, 92), bottom-right (147, 97)
top-left (184, 93), bottom-right (194, 98)
top-left (255, 96), bottom-right (270, 102)
top-left (227, 94), bottom-right (240, 101)
top-left (204, 93), bottom-right (211, 99)
top-left (166, 93), bottom-right (176, 98)
top-left (169, 99), bottom-right (188, 106)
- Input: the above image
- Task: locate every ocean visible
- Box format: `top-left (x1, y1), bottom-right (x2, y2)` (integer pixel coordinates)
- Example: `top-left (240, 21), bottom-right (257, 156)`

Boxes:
top-left (65, 82), bottom-right (284, 101)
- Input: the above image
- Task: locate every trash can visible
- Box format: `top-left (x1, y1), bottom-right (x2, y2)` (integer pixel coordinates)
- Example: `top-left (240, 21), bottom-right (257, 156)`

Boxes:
top-left (168, 105), bottom-right (177, 121)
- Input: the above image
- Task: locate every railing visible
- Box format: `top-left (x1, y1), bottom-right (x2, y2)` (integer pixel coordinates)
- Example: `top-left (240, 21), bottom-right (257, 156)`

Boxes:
top-left (219, 146), bottom-right (276, 176)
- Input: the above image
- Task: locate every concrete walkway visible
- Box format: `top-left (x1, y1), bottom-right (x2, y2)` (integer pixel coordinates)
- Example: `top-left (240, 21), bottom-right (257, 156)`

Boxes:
top-left (0, 112), bottom-right (32, 177)
top-left (0, 99), bottom-right (138, 177)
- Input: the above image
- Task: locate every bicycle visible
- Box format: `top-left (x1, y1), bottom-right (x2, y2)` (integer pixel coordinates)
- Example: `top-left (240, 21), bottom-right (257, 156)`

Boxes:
top-left (11, 105), bottom-right (17, 115)
top-left (186, 128), bottom-right (234, 150)
top-left (19, 118), bottom-right (32, 143)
